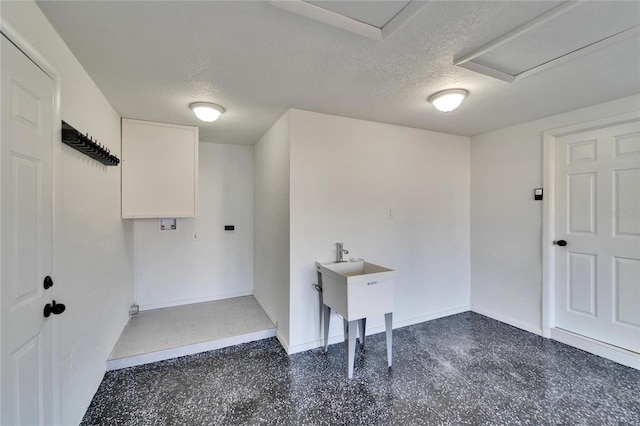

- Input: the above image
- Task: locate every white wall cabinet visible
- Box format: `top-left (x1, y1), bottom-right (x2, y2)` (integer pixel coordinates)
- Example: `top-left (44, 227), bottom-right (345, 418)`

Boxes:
top-left (122, 118), bottom-right (198, 218)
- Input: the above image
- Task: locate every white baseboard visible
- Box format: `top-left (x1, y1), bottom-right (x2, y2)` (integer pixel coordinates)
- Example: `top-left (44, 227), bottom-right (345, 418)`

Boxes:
top-left (275, 330), bottom-right (290, 354)
top-left (286, 304), bottom-right (470, 355)
top-left (471, 308), bottom-right (639, 369)
top-left (253, 291), bottom-right (278, 327)
top-left (287, 332), bottom-right (343, 355)
top-left (138, 290), bottom-right (253, 311)
top-left (551, 328), bottom-right (640, 370)
top-left (471, 306), bottom-right (543, 336)
top-left (253, 291), bottom-right (291, 352)
top-left (106, 328), bottom-right (276, 371)
top-left (393, 304), bottom-right (470, 329)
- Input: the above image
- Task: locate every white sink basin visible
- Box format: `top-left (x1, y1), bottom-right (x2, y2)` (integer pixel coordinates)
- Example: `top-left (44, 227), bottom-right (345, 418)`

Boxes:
top-left (318, 260), bottom-right (394, 321)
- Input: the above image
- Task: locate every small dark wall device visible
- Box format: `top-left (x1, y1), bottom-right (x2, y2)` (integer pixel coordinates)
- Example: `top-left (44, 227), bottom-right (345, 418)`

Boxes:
top-left (224, 225), bottom-right (235, 231)
top-left (534, 188), bottom-right (543, 201)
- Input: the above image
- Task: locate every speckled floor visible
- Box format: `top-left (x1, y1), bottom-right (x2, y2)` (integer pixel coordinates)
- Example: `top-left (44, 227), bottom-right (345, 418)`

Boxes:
top-left (81, 312), bottom-right (640, 425)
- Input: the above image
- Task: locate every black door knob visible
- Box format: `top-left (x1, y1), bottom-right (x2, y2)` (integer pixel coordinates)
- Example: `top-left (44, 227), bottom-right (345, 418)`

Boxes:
top-left (43, 276), bottom-right (53, 290)
top-left (43, 300), bottom-right (66, 318)
top-left (555, 240), bottom-right (567, 247)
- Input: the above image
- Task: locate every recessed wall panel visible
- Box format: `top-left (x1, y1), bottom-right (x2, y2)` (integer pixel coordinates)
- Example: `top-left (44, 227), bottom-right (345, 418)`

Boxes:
top-left (614, 257), bottom-right (640, 327)
top-left (614, 169), bottom-right (640, 237)
top-left (568, 252), bottom-right (597, 316)
top-left (567, 173), bottom-right (596, 234)
top-left (12, 155), bottom-right (40, 305)
top-left (13, 335), bottom-right (43, 426)
top-left (614, 132), bottom-right (640, 159)
top-left (568, 139), bottom-right (597, 164)
top-left (11, 80), bottom-right (41, 133)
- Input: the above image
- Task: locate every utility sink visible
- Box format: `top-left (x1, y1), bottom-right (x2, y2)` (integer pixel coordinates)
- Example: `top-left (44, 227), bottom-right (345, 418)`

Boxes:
top-left (318, 260), bottom-right (394, 321)
top-left (316, 259), bottom-right (395, 379)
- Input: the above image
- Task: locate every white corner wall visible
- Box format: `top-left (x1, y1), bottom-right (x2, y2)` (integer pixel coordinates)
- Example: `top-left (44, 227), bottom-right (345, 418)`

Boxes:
top-left (470, 94), bottom-right (640, 335)
top-left (253, 111), bottom-right (291, 349)
top-left (134, 142), bottom-right (254, 310)
top-left (1, 2), bottom-right (134, 424)
top-left (289, 109), bottom-right (471, 353)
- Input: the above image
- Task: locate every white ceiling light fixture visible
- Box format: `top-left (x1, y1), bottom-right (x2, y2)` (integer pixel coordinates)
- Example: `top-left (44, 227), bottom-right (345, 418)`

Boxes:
top-left (428, 89), bottom-right (468, 113)
top-left (189, 102), bottom-right (225, 122)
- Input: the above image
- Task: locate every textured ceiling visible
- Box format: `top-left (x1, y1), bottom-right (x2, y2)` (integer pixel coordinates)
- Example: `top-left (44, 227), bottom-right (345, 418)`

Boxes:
top-left (36, 1), bottom-right (640, 145)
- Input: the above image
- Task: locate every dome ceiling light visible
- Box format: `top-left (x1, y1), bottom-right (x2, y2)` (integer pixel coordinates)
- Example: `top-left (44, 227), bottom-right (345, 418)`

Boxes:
top-left (428, 89), bottom-right (468, 113)
top-left (189, 102), bottom-right (225, 122)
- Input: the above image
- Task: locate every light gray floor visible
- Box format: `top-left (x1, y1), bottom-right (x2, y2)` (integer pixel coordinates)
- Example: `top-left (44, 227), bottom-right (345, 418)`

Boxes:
top-left (107, 296), bottom-right (276, 370)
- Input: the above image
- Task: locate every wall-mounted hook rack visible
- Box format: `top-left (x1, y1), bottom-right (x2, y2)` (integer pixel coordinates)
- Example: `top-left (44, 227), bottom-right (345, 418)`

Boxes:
top-left (61, 121), bottom-right (120, 166)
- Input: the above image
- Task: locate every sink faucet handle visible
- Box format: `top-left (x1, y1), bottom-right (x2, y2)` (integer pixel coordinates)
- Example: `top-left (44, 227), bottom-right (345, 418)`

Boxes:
top-left (336, 242), bottom-right (348, 262)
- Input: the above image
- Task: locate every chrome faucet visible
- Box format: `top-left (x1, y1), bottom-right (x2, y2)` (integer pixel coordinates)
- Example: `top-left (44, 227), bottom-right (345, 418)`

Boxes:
top-left (336, 242), bottom-right (349, 263)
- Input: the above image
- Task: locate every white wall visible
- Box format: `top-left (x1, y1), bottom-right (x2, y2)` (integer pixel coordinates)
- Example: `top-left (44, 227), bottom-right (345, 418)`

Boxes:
top-left (253, 111), bottom-right (291, 349)
top-left (1, 2), bottom-right (133, 424)
top-left (470, 94), bottom-right (640, 334)
top-left (289, 109), bottom-right (471, 352)
top-left (134, 142), bottom-right (254, 310)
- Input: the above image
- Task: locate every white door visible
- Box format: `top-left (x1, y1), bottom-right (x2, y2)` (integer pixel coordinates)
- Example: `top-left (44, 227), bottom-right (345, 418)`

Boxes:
top-left (555, 120), bottom-right (640, 353)
top-left (1, 35), bottom-right (55, 425)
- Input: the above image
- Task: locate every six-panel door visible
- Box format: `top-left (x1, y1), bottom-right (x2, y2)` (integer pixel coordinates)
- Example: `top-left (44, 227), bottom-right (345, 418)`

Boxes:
top-left (555, 121), bottom-right (640, 353)
top-left (1, 35), bottom-right (55, 425)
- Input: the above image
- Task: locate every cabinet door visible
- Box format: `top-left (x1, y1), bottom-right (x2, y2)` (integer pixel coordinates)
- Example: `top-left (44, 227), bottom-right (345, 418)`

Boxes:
top-left (122, 119), bottom-right (198, 218)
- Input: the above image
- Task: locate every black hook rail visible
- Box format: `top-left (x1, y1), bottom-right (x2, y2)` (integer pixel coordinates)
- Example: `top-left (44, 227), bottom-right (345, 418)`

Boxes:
top-left (61, 121), bottom-right (120, 166)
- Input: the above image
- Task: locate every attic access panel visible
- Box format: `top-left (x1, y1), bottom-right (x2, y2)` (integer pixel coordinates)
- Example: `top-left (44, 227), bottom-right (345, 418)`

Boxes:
top-left (271, 0), bottom-right (425, 40)
top-left (455, 2), bottom-right (640, 83)
top-left (306, 1), bottom-right (411, 28)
